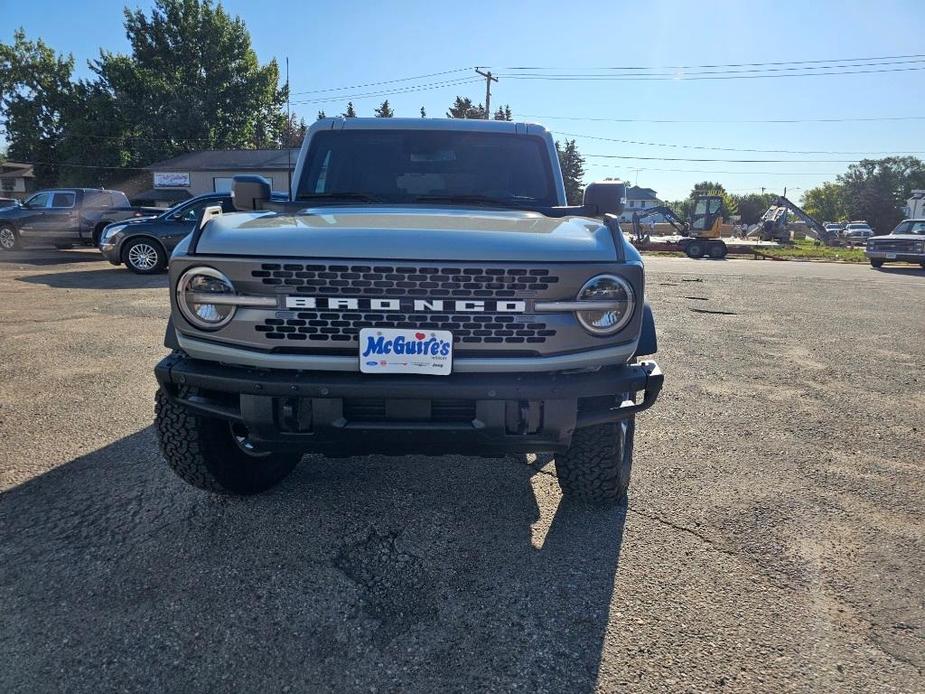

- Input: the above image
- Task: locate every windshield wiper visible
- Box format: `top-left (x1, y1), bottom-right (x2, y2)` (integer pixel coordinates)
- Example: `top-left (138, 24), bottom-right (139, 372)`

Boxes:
top-left (299, 192), bottom-right (383, 203)
top-left (414, 194), bottom-right (543, 208)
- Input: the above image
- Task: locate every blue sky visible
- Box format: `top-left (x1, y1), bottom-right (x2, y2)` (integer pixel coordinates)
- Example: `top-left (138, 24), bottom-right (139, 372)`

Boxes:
top-left (4, 0), bottom-right (924, 201)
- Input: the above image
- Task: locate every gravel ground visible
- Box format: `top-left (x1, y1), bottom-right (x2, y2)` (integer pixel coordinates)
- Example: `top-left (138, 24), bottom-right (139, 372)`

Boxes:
top-left (0, 249), bottom-right (922, 693)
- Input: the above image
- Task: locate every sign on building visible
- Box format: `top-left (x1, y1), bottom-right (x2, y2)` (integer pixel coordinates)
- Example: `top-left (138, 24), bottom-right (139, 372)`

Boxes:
top-left (154, 172), bottom-right (191, 188)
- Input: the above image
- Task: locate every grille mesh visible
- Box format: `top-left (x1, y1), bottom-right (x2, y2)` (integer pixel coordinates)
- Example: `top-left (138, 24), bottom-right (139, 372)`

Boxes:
top-left (251, 263), bottom-right (559, 298)
top-left (256, 311), bottom-right (556, 344)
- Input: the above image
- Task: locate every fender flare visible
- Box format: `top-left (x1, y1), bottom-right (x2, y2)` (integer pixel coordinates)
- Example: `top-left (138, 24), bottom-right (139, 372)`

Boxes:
top-left (163, 316), bottom-right (181, 350)
top-left (633, 302), bottom-right (658, 358)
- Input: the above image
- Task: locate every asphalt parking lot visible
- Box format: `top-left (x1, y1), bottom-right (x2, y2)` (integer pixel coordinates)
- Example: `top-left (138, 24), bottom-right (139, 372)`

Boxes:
top-left (1, 248), bottom-right (923, 693)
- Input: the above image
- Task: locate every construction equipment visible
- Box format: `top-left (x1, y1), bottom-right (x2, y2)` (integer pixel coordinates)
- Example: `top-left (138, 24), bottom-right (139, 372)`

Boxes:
top-left (631, 194), bottom-right (732, 258)
top-left (629, 205), bottom-right (688, 243)
top-left (750, 196), bottom-right (839, 245)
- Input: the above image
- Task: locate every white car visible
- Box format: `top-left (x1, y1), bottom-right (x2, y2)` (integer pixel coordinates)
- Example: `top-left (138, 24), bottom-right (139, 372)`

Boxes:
top-left (843, 223), bottom-right (873, 244)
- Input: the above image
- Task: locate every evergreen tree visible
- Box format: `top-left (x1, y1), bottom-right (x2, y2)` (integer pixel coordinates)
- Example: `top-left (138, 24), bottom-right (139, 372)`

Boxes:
top-left (420, 106), bottom-right (426, 118)
top-left (446, 96), bottom-right (486, 119)
top-left (493, 105), bottom-right (512, 121)
top-left (556, 139), bottom-right (586, 205)
top-left (374, 99), bottom-right (394, 118)
top-left (343, 102), bottom-right (357, 118)
top-left (316, 110), bottom-right (326, 120)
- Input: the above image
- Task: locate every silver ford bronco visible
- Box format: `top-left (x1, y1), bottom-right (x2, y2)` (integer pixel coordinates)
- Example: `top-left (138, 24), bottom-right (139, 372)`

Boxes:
top-left (154, 118), bottom-right (662, 502)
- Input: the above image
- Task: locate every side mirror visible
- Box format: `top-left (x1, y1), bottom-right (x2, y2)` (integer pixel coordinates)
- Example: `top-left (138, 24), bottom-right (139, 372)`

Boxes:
top-left (583, 181), bottom-right (626, 216)
top-left (231, 175), bottom-right (271, 211)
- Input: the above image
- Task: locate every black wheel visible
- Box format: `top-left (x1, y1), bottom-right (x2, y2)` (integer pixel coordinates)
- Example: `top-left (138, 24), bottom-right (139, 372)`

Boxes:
top-left (708, 242), bottom-right (728, 259)
top-left (920, 263), bottom-right (925, 269)
top-left (870, 259), bottom-right (884, 268)
top-left (556, 418), bottom-right (635, 504)
top-left (123, 237), bottom-right (167, 274)
top-left (0, 226), bottom-right (20, 251)
top-left (155, 388), bottom-right (301, 495)
top-left (684, 241), bottom-right (705, 258)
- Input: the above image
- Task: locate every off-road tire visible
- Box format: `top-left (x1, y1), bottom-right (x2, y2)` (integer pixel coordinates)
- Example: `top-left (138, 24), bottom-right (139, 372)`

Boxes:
top-left (684, 241), bottom-right (705, 259)
top-left (556, 418), bottom-right (635, 504)
top-left (124, 237), bottom-right (167, 274)
top-left (870, 259), bottom-right (884, 268)
top-left (708, 242), bottom-right (728, 259)
top-left (0, 226), bottom-right (20, 251)
top-left (155, 387), bottom-right (301, 494)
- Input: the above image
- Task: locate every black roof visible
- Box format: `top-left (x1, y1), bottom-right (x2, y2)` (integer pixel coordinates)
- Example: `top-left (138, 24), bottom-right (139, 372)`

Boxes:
top-left (146, 149), bottom-right (300, 172)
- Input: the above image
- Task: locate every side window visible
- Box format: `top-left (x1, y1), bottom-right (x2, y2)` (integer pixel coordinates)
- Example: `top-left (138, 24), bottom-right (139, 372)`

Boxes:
top-left (50, 192), bottom-right (76, 208)
top-left (26, 192), bottom-right (50, 208)
top-left (910, 221), bottom-right (925, 234)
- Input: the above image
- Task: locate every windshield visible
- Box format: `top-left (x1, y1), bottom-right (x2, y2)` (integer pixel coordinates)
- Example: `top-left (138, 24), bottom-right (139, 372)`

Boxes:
top-left (892, 220), bottom-right (925, 235)
top-left (297, 129), bottom-right (558, 207)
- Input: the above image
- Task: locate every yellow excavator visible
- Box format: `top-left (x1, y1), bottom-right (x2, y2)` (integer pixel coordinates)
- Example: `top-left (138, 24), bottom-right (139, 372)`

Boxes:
top-left (631, 194), bottom-right (734, 258)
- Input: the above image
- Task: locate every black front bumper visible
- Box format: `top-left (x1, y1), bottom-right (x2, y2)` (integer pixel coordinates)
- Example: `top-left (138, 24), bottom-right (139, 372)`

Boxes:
top-left (155, 353), bottom-right (662, 455)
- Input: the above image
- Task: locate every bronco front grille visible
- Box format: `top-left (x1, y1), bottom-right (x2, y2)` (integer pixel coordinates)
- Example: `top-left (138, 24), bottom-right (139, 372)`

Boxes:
top-left (255, 311), bottom-right (557, 345)
top-left (250, 263), bottom-right (560, 298)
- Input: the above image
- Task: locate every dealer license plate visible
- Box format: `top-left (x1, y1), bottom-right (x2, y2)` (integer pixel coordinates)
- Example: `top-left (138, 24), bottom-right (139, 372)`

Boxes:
top-left (359, 328), bottom-right (453, 375)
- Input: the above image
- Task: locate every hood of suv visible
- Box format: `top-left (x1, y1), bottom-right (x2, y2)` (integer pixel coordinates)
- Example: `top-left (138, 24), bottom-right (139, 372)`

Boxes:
top-left (192, 206), bottom-right (618, 261)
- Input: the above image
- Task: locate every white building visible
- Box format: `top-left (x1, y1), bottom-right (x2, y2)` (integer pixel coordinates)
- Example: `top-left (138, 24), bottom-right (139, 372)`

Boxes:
top-left (619, 186), bottom-right (661, 222)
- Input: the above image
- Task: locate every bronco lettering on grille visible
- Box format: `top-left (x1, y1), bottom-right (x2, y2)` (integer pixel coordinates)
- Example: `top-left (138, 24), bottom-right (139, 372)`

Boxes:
top-left (284, 297), bottom-right (527, 313)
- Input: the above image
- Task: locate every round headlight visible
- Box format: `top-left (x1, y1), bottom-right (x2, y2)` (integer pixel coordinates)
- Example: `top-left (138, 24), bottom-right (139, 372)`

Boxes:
top-left (575, 274), bottom-right (635, 335)
top-left (176, 266), bottom-right (236, 330)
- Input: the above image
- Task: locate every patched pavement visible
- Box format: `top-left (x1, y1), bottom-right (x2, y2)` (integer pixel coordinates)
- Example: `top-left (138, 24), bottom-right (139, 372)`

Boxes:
top-left (1, 249), bottom-right (923, 692)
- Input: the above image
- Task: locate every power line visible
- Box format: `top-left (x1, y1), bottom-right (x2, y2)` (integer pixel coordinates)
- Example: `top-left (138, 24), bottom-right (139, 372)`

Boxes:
top-left (553, 130), bottom-right (923, 156)
top-left (494, 53), bottom-right (925, 71)
top-left (290, 67), bottom-right (471, 95)
top-left (585, 152), bottom-right (860, 163)
top-left (289, 77), bottom-right (482, 105)
top-left (500, 57), bottom-right (925, 78)
top-left (498, 64), bottom-right (925, 82)
top-left (520, 113), bottom-right (925, 124)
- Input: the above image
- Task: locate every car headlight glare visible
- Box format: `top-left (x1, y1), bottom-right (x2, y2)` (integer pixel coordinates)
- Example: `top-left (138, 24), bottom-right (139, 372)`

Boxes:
top-left (101, 224), bottom-right (126, 243)
top-left (575, 274), bottom-right (635, 335)
top-left (176, 266), bottom-right (236, 330)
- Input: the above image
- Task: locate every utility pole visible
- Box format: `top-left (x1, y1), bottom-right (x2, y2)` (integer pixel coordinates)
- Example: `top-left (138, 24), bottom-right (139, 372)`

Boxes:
top-left (475, 68), bottom-right (498, 119)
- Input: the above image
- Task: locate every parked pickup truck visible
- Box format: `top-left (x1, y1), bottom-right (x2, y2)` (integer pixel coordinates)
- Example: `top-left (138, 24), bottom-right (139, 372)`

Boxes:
top-left (154, 118), bottom-right (662, 503)
top-left (0, 188), bottom-right (160, 251)
top-left (866, 219), bottom-right (925, 268)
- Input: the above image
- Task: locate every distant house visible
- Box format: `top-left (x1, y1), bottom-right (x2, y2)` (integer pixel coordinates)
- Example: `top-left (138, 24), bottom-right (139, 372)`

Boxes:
top-left (139, 148), bottom-right (300, 207)
top-left (619, 186), bottom-right (661, 222)
top-left (907, 189), bottom-right (925, 219)
top-left (0, 161), bottom-right (36, 201)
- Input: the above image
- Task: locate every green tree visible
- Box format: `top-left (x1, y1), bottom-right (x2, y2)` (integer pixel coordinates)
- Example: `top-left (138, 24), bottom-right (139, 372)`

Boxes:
top-left (800, 182), bottom-right (847, 223)
top-left (316, 110), bottom-right (326, 120)
top-left (420, 106), bottom-right (426, 118)
top-left (446, 96), bottom-right (485, 119)
top-left (374, 99), bottom-right (394, 118)
top-left (836, 157), bottom-right (925, 233)
top-left (91, 0), bottom-right (286, 166)
top-left (343, 101), bottom-right (357, 118)
top-left (493, 104), bottom-right (512, 121)
top-left (732, 192), bottom-right (775, 225)
top-left (556, 139), bottom-right (585, 205)
top-left (281, 114), bottom-right (307, 147)
top-left (0, 29), bottom-right (77, 186)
